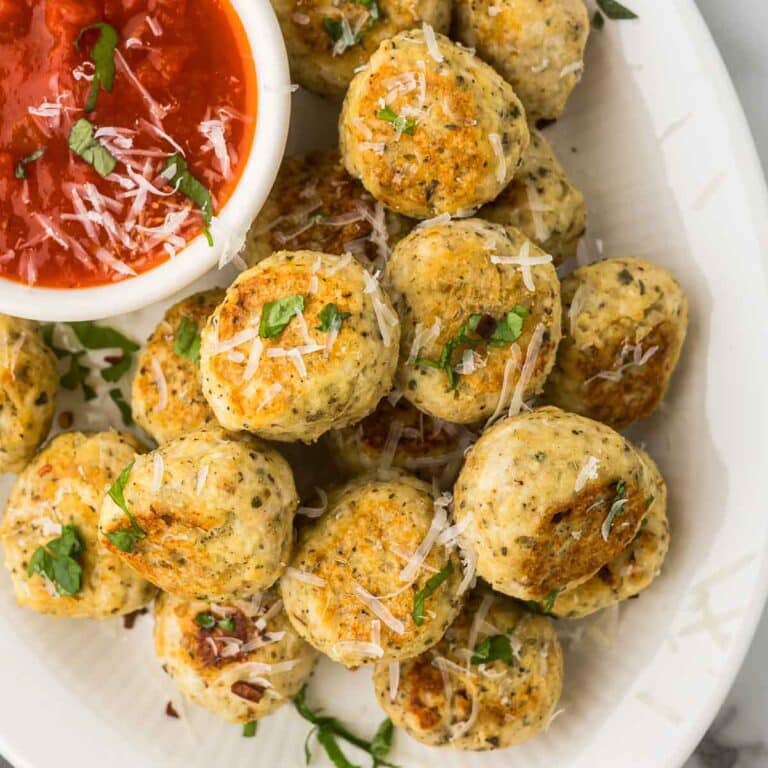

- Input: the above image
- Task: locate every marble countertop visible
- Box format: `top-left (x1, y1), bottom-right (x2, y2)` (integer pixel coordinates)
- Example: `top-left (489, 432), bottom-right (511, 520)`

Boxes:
top-left (2, 2), bottom-right (767, 768)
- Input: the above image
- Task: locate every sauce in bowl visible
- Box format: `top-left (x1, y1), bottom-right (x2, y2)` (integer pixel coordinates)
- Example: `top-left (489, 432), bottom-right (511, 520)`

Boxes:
top-left (0, 0), bottom-right (257, 289)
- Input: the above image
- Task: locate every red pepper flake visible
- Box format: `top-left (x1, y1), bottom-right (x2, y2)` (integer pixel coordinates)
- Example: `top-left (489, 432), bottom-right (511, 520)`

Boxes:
top-left (104, 354), bottom-right (123, 366)
top-left (231, 681), bottom-right (265, 702)
top-left (123, 607), bottom-right (149, 629)
top-left (58, 411), bottom-right (74, 429)
top-left (165, 701), bottom-right (180, 719)
top-left (37, 464), bottom-right (53, 477)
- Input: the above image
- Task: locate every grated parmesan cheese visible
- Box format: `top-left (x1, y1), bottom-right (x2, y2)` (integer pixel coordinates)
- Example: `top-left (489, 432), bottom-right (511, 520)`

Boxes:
top-left (151, 453), bottom-right (164, 492)
top-left (575, 456), bottom-right (600, 492)
top-left (284, 567), bottom-right (326, 587)
top-left (151, 358), bottom-right (168, 411)
top-left (507, 322), bottom-right (545, 417)
top-left (488, 132), bottom-right (507, 185)
top-left (353, 583), bottom-right (405, 635)
top-left (422, 22), bottom-right (444, 63)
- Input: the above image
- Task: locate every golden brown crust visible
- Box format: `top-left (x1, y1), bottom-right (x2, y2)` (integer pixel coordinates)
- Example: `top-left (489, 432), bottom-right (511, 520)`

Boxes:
top-left (131, 290), bottom-right (223, 444)
top-left (373, 588), bottom-right (563, 749)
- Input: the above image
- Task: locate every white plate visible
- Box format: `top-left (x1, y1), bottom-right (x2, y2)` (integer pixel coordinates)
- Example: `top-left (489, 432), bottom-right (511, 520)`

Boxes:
top-left (2, 1), bottom-right (768, 767)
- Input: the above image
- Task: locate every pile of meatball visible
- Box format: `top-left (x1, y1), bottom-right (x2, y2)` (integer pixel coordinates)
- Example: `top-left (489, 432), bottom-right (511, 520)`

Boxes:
top-left (0, 0), bottom-right (689, 754)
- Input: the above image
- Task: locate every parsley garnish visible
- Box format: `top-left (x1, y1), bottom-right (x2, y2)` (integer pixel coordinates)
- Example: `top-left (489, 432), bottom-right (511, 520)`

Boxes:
top-left (242, 721), bottom-right (258, 738)
top-left (173, 316), bottom-right (201, 362)
top-left (415, 306), bottom-right (529, 389)
top-left (106, 462), bottom-right (147, 553)
top-left (218, 616), bottom-right (236, 633)
top-left (525, 588), bottom-right (559, 616)
top-left (323, 17), bottom-right (344, 42)
top-left (376, 106), bottom-right (417, 135)
top-left (15, 148), bottom-right (46, 180)
top-left (293, 686), bottom-right (398, 768)
top-left (470, 634), bottom-right (513, 665)
top-left (317, 303), bottom-right (351, 333)
top-left (69, 118), bottom-right (117, 177)
top-left (67, 321), bottom-right (139, 382)
top-left (195, 612), bottom-right (216, 629)
top-left (27, 525), bottom-right (84, 597)
top-left (163, 154), bottom-right (214, 245)
top-left (592, 10), bottom-right (605, 28)
top-left (60, 352), bottom-right (97, 401)
top-left (595, 0), bottom-right (637, 21)
top-left (601, 479), bottom-right (628, 540)
top-left (645, 494), bottom-right (655, 509)
top-left (412, 560), bottom-right (453, 626)
top-left (75, 23), bottom-right (119, 112)
top-left (323, 0), bottom-right (381, 47)
top-left (260, 295), bottom-right (305, 338)
top-left (308, 209), bottom-right (327, 225)
top-left (109, 388), bottom-right (133, 426)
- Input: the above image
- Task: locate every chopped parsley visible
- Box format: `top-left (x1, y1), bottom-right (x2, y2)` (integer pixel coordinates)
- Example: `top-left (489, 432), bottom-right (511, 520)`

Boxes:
top-left (412, 560), bottom-right (453, 626)
top-left (470, 634), bottom-right (513, 665)
top-left (106, 462), bottom-right (147, 553)
top-left (163, 154), bottom-right (214, 245)
top-left (592, 10), bottom-right (605, 29)
top-left (323, 17), bottom-right (345, 42)
top-left (323, 0), bottom-right (381, 49)
top-left (260, 295), bottom-right (305, 338)
top-left (195, 612), bottom-right (216, 630)
top-left (242, 721), bottom-right (258, 738)
top-left (601, 479), bottom-right (628, 540)
top-left (645, 494), bottom-right (655, 509)
top-left (60, 352), bottom-right (97, 401)
top-left (109, 388), bottom-right (133, 426)
top-left (293, 686), bottom-right (398, 768)
top-left (69, 118), bottom-right (117, 178)
top-left (525, 588), bottom-right (559, 616)
top-left (415, 305), bottom-right (529, 389)
top-left (27, 525), bottom-right (84, 597)
top-left (173, 316), bottom-right (202, 362)
top-left (218, 616), bottom-right (236, 633)
top-left (75, 22), bottom-right (120, 112)
top-left (15, 148), bottom-right (46, 180)
top-left (376, 106), bottom-right (417, 136)
top-left (316, 303), bottom-right (351, 333)
top-left (595, 0), bottom-right (637, 21)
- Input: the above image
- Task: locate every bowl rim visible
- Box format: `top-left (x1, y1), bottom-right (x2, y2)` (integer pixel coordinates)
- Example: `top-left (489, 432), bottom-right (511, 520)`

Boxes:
top-left (0, 0), bottom-right (291, 323)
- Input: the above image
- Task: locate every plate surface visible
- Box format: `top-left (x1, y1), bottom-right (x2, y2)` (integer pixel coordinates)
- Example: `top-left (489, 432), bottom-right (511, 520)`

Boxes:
top-left (1, 2), bottom-right (768, 767)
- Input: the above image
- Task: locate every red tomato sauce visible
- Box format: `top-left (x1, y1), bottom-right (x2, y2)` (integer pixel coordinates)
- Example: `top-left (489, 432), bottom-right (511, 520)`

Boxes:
top-left (0, 0), bottom-right (257, 289)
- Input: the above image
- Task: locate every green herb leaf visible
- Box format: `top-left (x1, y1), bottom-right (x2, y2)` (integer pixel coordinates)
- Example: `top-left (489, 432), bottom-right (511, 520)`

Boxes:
top-left (106, 462), bottom-right (147, 553)
top-left (108, 388), bottom-right (133, 426)
top-left (596, 0), bottom-right (637, 20)
top-left (316, 728), bottom-right (361, 768)
top-left (242, 721), bottom-right (258, 738)
top-left (260, 295), bottom-right (305, 338)
top-left (489, 305), bottom-right (528, 346)
top-left (323, 17), bottom-right (344, 41)
top-left (218, 617), bottom-right (236, 633)
top-left (370, 719), bottom-right (394, 763)
top-left (27, 525), bottom-right (84, 597)
top-left (316, 303), bottom-right (352, 333)
top-left (195, 612), bottom-right (216, 629)
top-left (308, 209), bottom-right (327, 225)
top-left (525, 588), bottom-right (560, 616)
top-left (69, 118), bottom-right (117, 177)
top-left (15, 147), bottom-right (46, 180)
top-left (75, 23), bottom-right (119, 111)
top-left (60, 352), bottom-right (96, 401)
top-left (645, 494), bottom-right (655, 509)
top-left (173, 316), bottom-right (201, 362)
top-left (65, 321), bottom-right (139, 382)
top-left (163, 154), bottom-right (214, 235)
top-left (471, 634), bottom-right (513, 665)
top-left (376, 106), bottom-right (417, 135)
top-left (592, 9), bottom-right (605, 28)
top-left (601, 480), bottom-right (628, 540)
top-left (412, 560), bottom-right (453, 626)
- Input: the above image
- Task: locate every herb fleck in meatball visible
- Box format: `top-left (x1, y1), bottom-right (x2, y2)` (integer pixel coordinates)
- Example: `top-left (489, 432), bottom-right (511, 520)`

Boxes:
top-left (340, 28), bottom-right (530, 218)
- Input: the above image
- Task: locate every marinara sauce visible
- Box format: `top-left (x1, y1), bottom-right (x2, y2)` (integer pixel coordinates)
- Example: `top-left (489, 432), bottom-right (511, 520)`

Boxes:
top-left (0, 0), bottom-right (257, 288)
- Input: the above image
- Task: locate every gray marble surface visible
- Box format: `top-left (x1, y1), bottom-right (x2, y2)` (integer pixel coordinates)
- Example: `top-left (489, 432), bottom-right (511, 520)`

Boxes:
top-left (2, 2), bottom-right (767, 768)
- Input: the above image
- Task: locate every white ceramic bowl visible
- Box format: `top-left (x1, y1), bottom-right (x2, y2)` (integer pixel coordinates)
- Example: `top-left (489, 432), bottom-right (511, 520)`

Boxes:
top-left (1, 2), bottom-right (768, 768)
top-left (0, 0), bottom-right (290, 323)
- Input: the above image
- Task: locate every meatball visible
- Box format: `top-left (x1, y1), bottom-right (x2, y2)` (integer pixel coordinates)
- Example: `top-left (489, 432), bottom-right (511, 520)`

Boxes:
top-left (479, 129), bottom-right (587, 265)
top-left (272, 0), bottom-right (451, 98)
top-left (99, 427), bottom-right (298, 602)
top-left (551, 448), bottom-right (670, 618)
top-left (280, 472), bottom-right (465, 667)
top-left (0, 431), bottom-right (156, 618)
top-left (154, 589), bottom-right (317, 723)
top-left (326, 395), bottom-right (476, 486)
top-left (544, 257), bottom-right (689, 429)
top-left (131, 290), bottom-right (223, 444)
top-left (199, 251), bottom-right (400, 442)
top-left (385, 219), bottom-right (561, 424)
top-left (244, 151), bottom-right (410, 270)
top-left (340, 28), bottom-right (530, 218)
top-left (373, 587), bottom-right (563, 749)
top-left (453, 407), bottom-right (657, 601)
top-left (0, 316), bottom-right (57, 474)
top-left (454, 0), bottom-right (590, 122)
